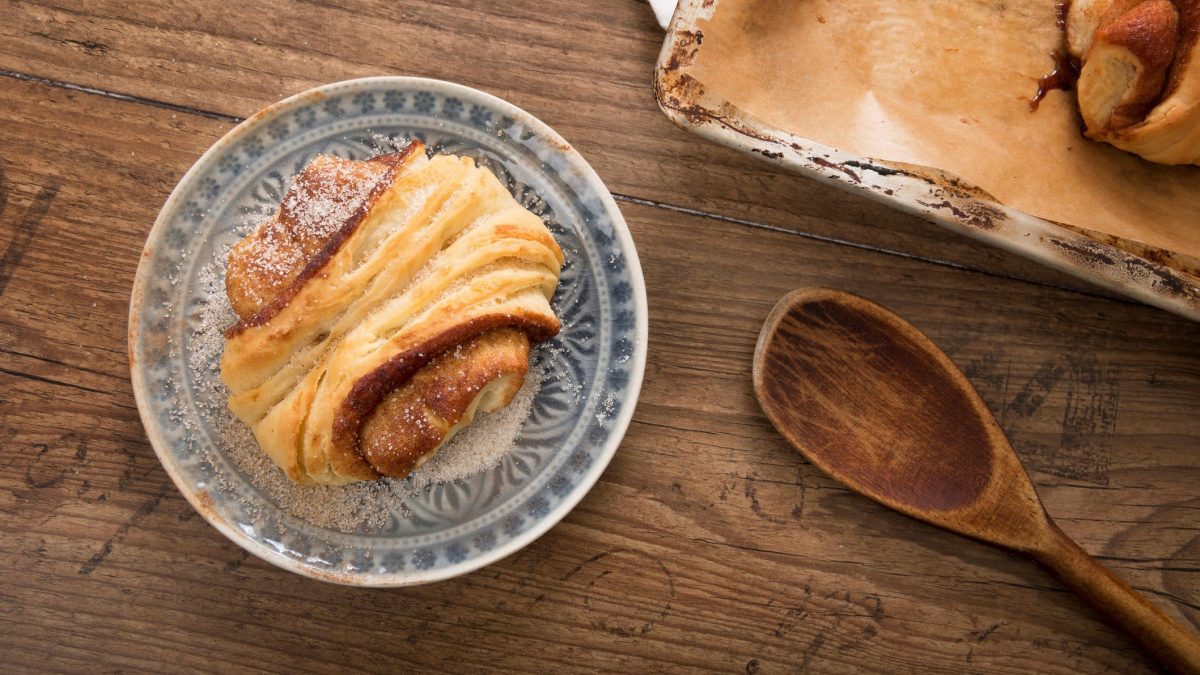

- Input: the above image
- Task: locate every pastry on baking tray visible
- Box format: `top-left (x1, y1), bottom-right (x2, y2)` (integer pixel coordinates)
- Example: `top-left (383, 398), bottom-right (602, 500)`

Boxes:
top-left (1067, 0), bottom-right (1200, 164)
top-left (220, 141), bottom-right (563, 485)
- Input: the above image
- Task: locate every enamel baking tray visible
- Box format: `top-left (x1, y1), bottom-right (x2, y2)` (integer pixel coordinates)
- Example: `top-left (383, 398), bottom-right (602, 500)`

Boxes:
top-left (655, 0), bottom-right (1200, 321)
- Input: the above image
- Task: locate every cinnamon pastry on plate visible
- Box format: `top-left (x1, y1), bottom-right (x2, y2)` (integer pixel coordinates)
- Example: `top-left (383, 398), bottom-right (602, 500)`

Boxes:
top-left (220, 141), bottom-right (563, 485)
top-left (1067, 0), bottom-right (1200, 164)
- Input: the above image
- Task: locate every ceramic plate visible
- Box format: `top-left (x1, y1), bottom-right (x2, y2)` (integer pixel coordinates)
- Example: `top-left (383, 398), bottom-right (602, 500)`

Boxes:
top-left (128, 77), bottom-right (648, 586)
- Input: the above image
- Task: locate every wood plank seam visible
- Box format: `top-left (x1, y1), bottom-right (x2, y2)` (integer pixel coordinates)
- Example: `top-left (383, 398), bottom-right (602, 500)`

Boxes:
top-left (0, 347), bottom-right (128, 383)
top-left (610, 193), bottom-right (1140, 306)
top-left (0, 69), bottom-right (242, 124)
top-left (0, 366), bottom-right (113, 397)
top-left (0, 67), bottom-right (1130, 304)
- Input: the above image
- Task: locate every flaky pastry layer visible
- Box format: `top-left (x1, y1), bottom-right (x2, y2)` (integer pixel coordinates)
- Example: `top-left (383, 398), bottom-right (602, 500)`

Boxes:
top-left (221, 142), bottom-right (562, 484)
top-left (1069, 0), bottom-right (1200, 164)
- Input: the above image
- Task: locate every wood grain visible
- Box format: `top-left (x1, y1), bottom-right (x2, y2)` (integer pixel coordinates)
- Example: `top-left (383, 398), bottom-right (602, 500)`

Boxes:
top-left (0, 10), bottom-right (1198, 674)
top-left (753, 289), bottom-right (1200, 672)
top-left (0, 0), bottom-right (1139, 297)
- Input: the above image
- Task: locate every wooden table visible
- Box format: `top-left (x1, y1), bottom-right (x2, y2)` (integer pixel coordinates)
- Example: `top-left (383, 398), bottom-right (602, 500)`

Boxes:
top-left (2, 2), bottom-right (1198, 672)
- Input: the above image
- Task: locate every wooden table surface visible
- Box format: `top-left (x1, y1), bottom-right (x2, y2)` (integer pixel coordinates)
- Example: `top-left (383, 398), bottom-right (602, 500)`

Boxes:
top-left (2, 2), bottom-right (1198, 672)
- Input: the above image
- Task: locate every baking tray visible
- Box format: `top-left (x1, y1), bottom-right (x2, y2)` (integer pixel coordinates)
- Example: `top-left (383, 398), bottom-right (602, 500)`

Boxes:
top-left (654, 0), bottom-right (1200, 321)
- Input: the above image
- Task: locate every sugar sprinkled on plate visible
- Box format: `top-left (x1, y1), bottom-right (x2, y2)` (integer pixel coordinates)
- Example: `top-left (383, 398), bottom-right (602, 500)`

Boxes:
top-left (185, 141), bottom-right (548, 534)
top-left (191, 252), bottom-right (544, 533)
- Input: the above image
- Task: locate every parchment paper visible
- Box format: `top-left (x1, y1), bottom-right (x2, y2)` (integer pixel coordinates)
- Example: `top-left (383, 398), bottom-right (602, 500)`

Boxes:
top-left (689, 0), bottom-right (1200, 259)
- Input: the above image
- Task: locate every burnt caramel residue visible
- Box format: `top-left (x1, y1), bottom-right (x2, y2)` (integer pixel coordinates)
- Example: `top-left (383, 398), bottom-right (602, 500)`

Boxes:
top-left (1056, 1), bottom-right (1071, 30)
top-left (1030, 49), bottom-right (1080, 112)
top-left (1030, 2), bottom-right (1078, 113)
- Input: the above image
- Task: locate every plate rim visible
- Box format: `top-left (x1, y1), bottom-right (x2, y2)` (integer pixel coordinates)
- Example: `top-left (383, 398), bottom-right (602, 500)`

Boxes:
top-left (127, 75), bottom-right (649, 587)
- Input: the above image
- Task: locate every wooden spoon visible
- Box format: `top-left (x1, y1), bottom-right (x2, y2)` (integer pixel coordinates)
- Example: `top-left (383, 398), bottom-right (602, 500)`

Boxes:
top-left (752, 288), bottom-right (1200, 674)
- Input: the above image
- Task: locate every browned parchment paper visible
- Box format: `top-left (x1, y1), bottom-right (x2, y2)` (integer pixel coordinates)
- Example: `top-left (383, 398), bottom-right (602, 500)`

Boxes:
top-left (689, 0), bottom-right (1200, 259)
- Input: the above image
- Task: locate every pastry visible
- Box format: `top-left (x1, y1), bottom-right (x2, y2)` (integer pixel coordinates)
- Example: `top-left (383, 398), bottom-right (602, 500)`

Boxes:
top-left (220, 141), bottom-right (563, 485)
top-left (1067, 0), bottom-right (1200, 164)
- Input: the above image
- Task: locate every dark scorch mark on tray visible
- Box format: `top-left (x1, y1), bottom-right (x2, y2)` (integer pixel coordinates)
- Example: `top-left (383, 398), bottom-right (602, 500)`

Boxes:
top-left (844, 160), bottom-right (907, 177)
top-left (1048, 236), bottom-right (1194, 298)
top-left (916, 199), bottom-right (1001, 230)
top-left (811, 157), bottom-right (861, 182)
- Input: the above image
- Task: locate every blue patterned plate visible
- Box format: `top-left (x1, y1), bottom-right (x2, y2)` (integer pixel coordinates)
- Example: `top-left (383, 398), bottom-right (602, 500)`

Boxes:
top-left (128, 77), bottom-right (647, 586)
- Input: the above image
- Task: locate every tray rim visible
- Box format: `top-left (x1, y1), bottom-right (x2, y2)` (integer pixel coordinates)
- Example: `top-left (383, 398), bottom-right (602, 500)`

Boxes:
top-left (654, 0), bottom-right (1200, 322)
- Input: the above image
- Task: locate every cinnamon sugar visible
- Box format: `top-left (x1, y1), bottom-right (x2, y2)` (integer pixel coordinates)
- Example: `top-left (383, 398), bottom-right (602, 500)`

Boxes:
top-left (191, 253), bottom-right (545, 532)
top-left (185, 149), bottom-right (548, 534)
top-left (233, 156), bottom-right (394, 312)
top-left (281, 160), bottom-right (382, 242)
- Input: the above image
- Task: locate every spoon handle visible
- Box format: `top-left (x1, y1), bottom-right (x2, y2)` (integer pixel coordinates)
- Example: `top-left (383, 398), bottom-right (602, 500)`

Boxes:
top-left (1033, 519), bottom-right (1200, 674)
